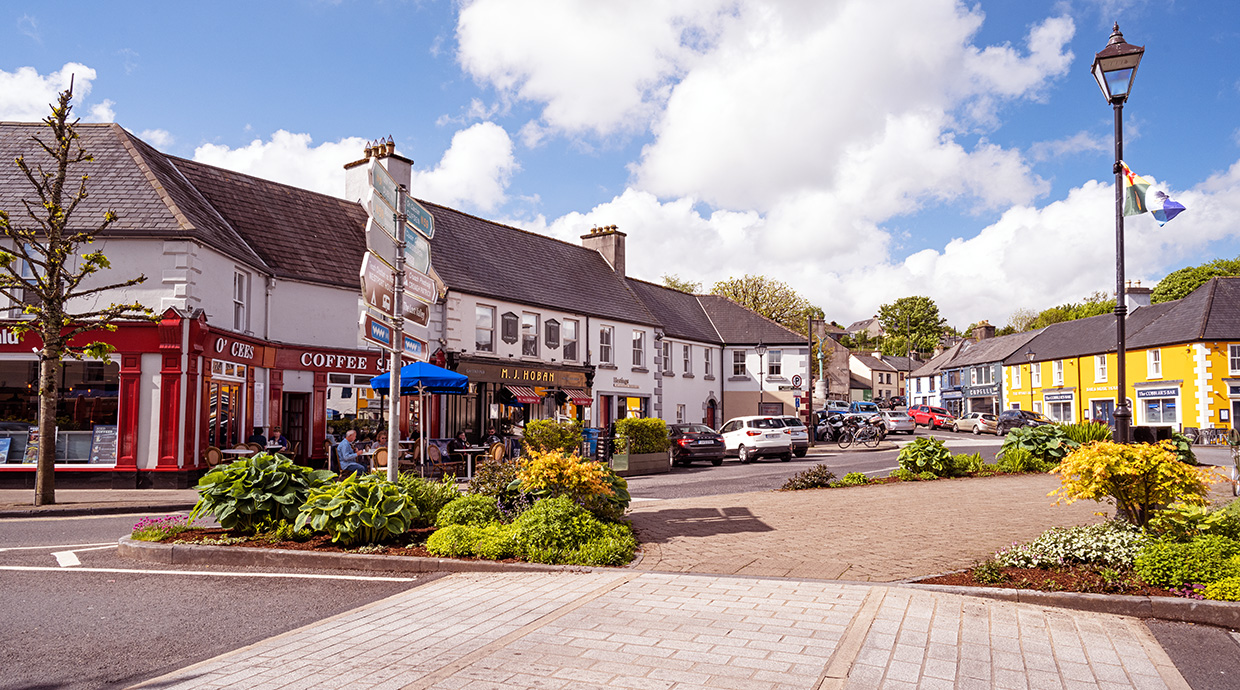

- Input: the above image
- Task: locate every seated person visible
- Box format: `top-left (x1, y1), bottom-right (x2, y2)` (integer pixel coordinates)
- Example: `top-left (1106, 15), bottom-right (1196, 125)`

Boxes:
top-left (483, 426), bottom-right (501, 445)
top-left (245, 427), bottom-right (267, 446)
top-left (336, 430), bottom-right (367, 477)
top-left (268, 427), bottom-right (291, 452)
top-left (448, 431), bottom-right (469, 453)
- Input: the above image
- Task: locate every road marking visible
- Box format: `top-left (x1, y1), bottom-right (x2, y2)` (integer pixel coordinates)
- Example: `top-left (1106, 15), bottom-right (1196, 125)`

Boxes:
top-left (50, 544), bottom-right (116, 567)
top-left (0, 565), bottom-right (418, 582)
top-left (0, 541), bottom-right (116, 552)
top-left (1, 511), bottom-right (193, 522)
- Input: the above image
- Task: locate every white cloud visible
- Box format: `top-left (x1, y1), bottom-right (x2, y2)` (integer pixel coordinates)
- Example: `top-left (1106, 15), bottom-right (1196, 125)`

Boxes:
top-left (139, 129), bottom-right (174, 148)
top-left (0, 63), bottom-right (96, 122)
top-left (85, 99), bottom-right (115, 123)
top-left (408, 122), bottom-right (518, 212)
top-left (193, 131), bottom-right (369, 197)
top-left (17, 14), bottom-right (39, 43)
top-left (1028, 131), bottom-right (1109, 162)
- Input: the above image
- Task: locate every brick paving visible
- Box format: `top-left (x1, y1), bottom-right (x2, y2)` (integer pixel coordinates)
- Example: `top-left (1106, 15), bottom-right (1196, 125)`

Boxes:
top-left (627, 473), bottom-right (1110, 582)
top-left (131, 571), bottom-right (1188, 690)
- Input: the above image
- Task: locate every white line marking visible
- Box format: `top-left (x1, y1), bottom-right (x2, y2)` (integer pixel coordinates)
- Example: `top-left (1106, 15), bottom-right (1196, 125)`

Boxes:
top-left (53, 551), bottom-right (80, 567)
top-left (0, 541), bottom-right (116, 552)
top-left (0, 565), bottom-right (418, 582)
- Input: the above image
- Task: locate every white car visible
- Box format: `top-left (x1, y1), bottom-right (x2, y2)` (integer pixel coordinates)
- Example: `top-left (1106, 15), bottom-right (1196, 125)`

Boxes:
top-left (718, 416), bottom-right (792, 463)
top-left (774, 415), bottom-right (810, 457)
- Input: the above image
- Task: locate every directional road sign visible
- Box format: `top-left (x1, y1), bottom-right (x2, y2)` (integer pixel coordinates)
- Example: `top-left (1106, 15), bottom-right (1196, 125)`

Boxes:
top-left (368, 159), bottom-right (435, 240)
top-left (366, 191), bottom-right (400, 242)
top-left (361, 312), bottom-right (428, 361)
top-left (368, 159), bottom-right (399, 210)
top-left (361, 254), bottom-right (435, 321)
top-left (404, 267), bottom-right (436, 305)
top-left (405, 231), bottom-right (430, 274)
top-left (403, 195), bottom-right (434, 240)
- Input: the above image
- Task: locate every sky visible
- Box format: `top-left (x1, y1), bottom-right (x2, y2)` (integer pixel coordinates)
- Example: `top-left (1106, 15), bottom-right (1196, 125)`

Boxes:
top-left (2, 0), bottom-right (1239, 330)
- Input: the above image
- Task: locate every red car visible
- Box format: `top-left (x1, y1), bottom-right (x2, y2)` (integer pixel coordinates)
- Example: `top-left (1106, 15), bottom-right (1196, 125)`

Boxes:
top-left (908, 404), bottom-right (956, 429)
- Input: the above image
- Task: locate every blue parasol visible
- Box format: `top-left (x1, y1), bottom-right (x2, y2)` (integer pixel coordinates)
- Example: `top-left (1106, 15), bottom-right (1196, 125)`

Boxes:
top-left (369, 360), bottom-right (468, 396)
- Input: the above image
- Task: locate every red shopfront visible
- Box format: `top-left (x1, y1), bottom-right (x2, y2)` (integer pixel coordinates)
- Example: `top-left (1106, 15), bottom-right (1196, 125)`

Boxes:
top-left (0, 308), bottom-right (391, 489)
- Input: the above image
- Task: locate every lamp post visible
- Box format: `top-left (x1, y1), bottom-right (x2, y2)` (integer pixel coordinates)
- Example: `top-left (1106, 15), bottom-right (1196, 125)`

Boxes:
top-left (806, 319), bottom-right (824, 447)
top-left (1025, 347), bottom-right (1036, 412)
top-left (1092, 23), bottom-right (1143, 444)
top-left (755, 343), bottom-right (768, 415)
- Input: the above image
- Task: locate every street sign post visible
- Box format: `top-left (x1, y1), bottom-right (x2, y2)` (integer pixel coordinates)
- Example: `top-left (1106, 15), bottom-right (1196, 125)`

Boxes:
top-left (403, 195), bottom-right (434, 240)
top-left (360, 312), bottom-right (428, 361)
top-left (404, 266), bottom-right (436, 305)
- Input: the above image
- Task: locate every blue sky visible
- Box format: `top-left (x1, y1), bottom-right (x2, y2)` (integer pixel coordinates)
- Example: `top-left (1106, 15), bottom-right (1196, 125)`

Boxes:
top-left (3, 0), bottom-right (1239, 328)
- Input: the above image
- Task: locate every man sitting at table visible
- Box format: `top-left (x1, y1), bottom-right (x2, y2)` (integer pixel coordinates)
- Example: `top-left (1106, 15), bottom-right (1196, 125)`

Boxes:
top-left (246, 427), bottom-right (267, 446)
top-left (337, 430), bottom-right (367, 477)
top-left (448, 431), bottom-right (469, 453)
top-left (269, 427), bottom-right (290, 452)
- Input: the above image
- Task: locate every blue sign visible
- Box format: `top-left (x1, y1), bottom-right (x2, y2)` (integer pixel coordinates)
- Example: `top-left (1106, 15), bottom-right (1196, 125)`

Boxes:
top-left (1044, 391), bottom-right (1075, 402)
top-left (1137, 387), bottom-right (1178, 399)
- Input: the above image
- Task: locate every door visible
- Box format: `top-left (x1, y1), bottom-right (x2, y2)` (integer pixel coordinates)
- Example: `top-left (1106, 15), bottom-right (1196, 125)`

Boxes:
top-left (207, 381), bottom-right (242, 448)
top-left (706, 399), bottom-right (717, 429)
top-left (1091, 399), bottom-right (1114, 426)
top-left (283, 393), bottom-right (309, 463)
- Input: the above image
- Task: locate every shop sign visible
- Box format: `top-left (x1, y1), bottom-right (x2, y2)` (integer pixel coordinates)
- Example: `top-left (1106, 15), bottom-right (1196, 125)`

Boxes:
top-left (941, 391), bottom-right (963, 399)
top-left (273, 347), bottom-right (386, 373)
top-left (213, 336), bottom-right (265, 365)
top-left (1086, 385), bottom-right (1117, 392)
top-left (1137, 387), bottom-right (1178, 399)
top-left (969, 385), bottom-right (997, 397)
top-left (612, 376), bottom-right (641, 390)
top-left (1044, 390), bottom-right (1075, 402)
top-left (777, 385), bottom-right (798, 391)
top-left (455, 360), bottom-right (588, 388)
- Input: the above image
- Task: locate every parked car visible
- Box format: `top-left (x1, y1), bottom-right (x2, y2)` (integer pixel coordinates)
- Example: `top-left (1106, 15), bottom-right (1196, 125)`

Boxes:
top-left (821, 400), bottom-right (850, 414)
top-left (908, 404), bottom-right (956, 429)
top-left (953, 412), bottom-right (999, 435)
top-left (667, 424), bottom-right (725, 466)
top-left (887, 395), bottom-right (906, 409)
top-left (996, 409), bottom-right (1054, 435)
top-left (881, 410), bottom-right (916, 435)
top-left (718, 416), bottom-right (792, 463)
top-left (849, 401), bottom-right (881, 414)
top-left (773, 415), bottom-right (809, 457)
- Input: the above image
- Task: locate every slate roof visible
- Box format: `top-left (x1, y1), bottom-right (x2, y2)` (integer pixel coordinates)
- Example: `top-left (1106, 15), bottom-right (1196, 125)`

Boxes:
top-left (624, 279), bottom-right (722, 344)
top-left (852, 353), bottom-right (895, 372)
top-left (948, 330), bottom-right (1041, 368)
top-left (881, 355), bottom-right (919, 373)
top-left (695, 295), bottom-right (806, 345)
top-left (419, 200), bottom-right (659, 327)
top-left (846, 317), bottom-right (879, 333)
top-left (910, 341), bottom-right (965, 377)
top-left (1128, 277), bottom-right (1240, 347)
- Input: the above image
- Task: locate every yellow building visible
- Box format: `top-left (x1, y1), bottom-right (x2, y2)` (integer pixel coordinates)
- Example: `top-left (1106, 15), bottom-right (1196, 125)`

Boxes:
top-left (1002, 278), bottom-right (1240, 432)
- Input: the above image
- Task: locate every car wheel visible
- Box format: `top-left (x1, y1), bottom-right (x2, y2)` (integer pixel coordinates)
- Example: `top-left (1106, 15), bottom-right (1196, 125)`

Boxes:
top-left (973, 425), bottom-right (981, 435)
top-left (781, 452), bottom-right (792, 462)
top-left (794, 448), bottom-right (806, 458)
top-left (952, 423), bottom-right (959, 433)
top-left (668, 449), bottom-right (678, 467)
top-left (738, 445), bottom-right (750, 463)
top-left (711, 458), bottom-right (723, 467)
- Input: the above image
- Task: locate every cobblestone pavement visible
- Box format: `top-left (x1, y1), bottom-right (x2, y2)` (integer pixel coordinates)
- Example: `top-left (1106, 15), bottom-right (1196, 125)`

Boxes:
top-left (627, 474), bottom-right (1108, 582)
top-left (131, 571), bottom-right (1187, 690)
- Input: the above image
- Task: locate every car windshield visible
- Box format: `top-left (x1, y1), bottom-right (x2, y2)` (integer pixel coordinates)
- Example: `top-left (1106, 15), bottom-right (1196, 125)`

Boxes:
top-left (780, 417), bottom-right (804, 427)
top-left (673, 424), bottom-right (714, 434)
top-left (750, 418), bottom-right (780, 429)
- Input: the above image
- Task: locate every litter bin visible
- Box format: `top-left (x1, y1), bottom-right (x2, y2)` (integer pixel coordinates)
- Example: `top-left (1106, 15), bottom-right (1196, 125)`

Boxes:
top-left (583, 427), bottom-right (600, 458)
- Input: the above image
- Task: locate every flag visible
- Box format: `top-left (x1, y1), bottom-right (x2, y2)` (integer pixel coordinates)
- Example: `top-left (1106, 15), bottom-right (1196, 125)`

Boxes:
top-left (1121, 161), bottom-right (1186, 226)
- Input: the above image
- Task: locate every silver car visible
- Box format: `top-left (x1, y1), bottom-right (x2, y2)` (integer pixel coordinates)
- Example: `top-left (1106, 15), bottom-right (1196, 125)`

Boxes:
top-left (954, 412), bottom-right (999, 435)
top-left (774, 416), bottom-right (810, 457)
top-left (881, 410), bottom-right (916, 435)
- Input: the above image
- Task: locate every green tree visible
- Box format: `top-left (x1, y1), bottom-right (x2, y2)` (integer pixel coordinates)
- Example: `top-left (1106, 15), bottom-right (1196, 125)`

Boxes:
top-left (877, 296), bottom-right (946, 357)
top-left (0, 89), bottom-right (154, 505)
top-left (1152, 257), bottom-right (1240, 303)
top-left (660, 274), bottom-right (701, 294)
top-left (1006, 307), bottom-right (1038, 333)
top-left (1028, 291), bottom-right (1114, 330)
top-left (710, 274), bottom-right (818, 334)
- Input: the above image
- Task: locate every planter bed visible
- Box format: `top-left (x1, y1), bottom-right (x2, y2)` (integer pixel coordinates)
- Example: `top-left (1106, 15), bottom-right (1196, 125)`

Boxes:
top-left (917, 564), bottom-right (1177, 598)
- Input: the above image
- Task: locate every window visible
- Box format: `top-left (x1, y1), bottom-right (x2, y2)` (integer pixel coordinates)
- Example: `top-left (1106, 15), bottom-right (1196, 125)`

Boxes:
top-left (1142, 396), bottom-right (1178, 425)
top-left (916, 378), bottom-right (922, 393)
top-left (475, 305), bottom-right (495, 352)
top-left (976, 366), bottom-right (992, 385)
top-left (1095, 355), bottom-right (1107, 382)
top-left (1053, 360), bottom-right (1064, 386)
top-left (521, 313), bottom-right (539, 356)
top-left (733, 350), bottom-right (746, 376)
top-left (1230, 344), bottom-right (1240, 374)
top-left (1148, 349), bottom-right (1161, 378)
top-left (683, 345), bottom-right (691, 373)
top-left (599, 326), bottom-right (613, 364)
top-left (1031, 363), bottom-right (1042, 388)
top-left (704, 348), bottom-right (713, 377)
top-left (545, 319), bottom-right (560, 350)
top-left (233, 270), bottom-right (249, 331)
top-left (930, 377), bottom-right (936, 392)
top-left (661, 341), bottom-right (672, 373)
top-left (768, 350), bottom-right (782, 376)
top-left (1013, 366), bottom-right (1021, 389)
top-left (632, 331), bottom-right (645, 368)
top-left (970, 368), bottom-right (977, 385)
top-left (0, 360), bottom-right (120, 463)
top-left (676, 404), bottom-right (685, 424)
top-left (501, 312), bottom-right (519, 344)
top-left (1033, 401), bottom-right (1043, 414)
top-left (1048, 402), bottom-right (1073, 422)
top-left (562, 320), bottom-right (578, 361)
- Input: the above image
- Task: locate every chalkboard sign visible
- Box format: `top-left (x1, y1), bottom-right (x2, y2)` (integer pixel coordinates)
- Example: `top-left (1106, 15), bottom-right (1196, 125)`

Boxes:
top-left (0, 437), bottom-right (11, 461)
top-left (23, 427), bottom-right (38, 464)
top-left (89, 425), bottom-right (119, 464)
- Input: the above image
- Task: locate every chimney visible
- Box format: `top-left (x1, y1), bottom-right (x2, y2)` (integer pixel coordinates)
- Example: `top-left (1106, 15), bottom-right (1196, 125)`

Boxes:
top-left (972, 320), bottom-right (995, 341)
top-left (580, 225), bottom-right (626, 276)
top-left (344, 136), bottom-right (413, 205)
top-left (1126, 281), bottom-right (1152, 311)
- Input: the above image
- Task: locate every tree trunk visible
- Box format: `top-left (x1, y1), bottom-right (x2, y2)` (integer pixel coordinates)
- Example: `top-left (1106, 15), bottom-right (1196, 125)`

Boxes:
top-left (34, 351), bottom-right (58, 506)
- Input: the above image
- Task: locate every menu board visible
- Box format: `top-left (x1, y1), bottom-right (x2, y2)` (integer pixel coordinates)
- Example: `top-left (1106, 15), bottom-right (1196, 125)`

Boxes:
top-left (0, 437), bottom-right (10, 461)
top-left (23, 427), bottom-right (38, 464)
top-left (89, 425), bottom-right (119, 464)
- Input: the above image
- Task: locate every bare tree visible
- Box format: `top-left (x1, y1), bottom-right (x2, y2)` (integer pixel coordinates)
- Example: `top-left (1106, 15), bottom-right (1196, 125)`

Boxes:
top-left (0, 88), bottom-right (153, 505)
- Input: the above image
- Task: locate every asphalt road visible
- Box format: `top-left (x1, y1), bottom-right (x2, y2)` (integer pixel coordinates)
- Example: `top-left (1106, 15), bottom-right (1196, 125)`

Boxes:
top-left (0, 512), bottom-right (438, 690)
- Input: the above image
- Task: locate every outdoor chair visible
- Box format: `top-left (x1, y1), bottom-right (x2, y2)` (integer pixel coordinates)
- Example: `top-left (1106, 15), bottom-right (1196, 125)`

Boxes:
top-left (204, 446), bottom-right (223, 467)
top-left (246, 442), bottom-right (263, 454)
top-left (372, 448), bottom-right (388, 469)
top-left (488, 442), bottom-right (506, 462)
top-left (427, 444), bottom-right (464, 478)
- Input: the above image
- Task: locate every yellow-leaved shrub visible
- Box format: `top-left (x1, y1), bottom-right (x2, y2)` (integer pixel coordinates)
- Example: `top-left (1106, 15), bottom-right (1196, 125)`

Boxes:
top-left (1050, 441), bottom-right (1216, 528)
top-left (515, 449), bottom-right (629, 522)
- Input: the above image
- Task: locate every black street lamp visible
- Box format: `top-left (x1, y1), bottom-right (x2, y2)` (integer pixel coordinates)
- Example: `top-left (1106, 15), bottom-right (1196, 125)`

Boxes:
top-left (1092, 23), bottom-right (1144, 444)
top-left (755, 343), bottom-right (767, 414)
top-left (1025, 347), bottom-right (1036, 412)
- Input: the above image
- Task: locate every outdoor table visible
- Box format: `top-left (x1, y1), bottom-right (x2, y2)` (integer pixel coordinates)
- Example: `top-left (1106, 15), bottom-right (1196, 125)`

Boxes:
top-left (221, 448), bottom-right (253, 458)
top-left (457, 446), bottom-right (489, 480)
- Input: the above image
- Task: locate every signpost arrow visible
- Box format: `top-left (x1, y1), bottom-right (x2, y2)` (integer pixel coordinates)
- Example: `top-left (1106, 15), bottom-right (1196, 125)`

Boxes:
top-left (361, 254), bottom-right (434, 322)
top-left (404, 266), bottom-right (436, 306)
top-left (360, 312), bottom-right (428, 361)
top-left (366, 191), bottom-right (399, 241)
top-left (368, 159), bottom-right (399, 210)
top-left (403, 195), bottom-right (434, 240)
top-left (405, 231), bottom-right (430, 275)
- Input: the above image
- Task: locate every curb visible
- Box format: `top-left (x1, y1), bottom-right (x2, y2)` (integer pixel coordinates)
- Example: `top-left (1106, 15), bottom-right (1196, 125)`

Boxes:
top-left (897, 582), bottom-right (1240, 629)
top-left (117, 536), bottom-right (581, 575)
top-left (0, 502), bottom-right (197, 519)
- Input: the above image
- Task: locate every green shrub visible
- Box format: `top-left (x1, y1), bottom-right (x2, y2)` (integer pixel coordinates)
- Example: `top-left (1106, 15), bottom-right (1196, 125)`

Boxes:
top-left (1167, 432), bottom-right (1198, 465)
top-left (838, 472), bottom-right (870, 486)
top-left (522, 419), bottom-right (584, 455)
top-left (1134, 536), bottom-right (1240, 587)
top-left (993, 521), bottom-right (1148, 569)
top-left (614, 417), bottom-right (670, 454)
top-left (1148, 502), bottom-right (1240, 542)
top-left (191, 453), bottom-right (335, 533)
top-left (560, 522), bottom-right (638, 566)
top-left (951, 453), bottom-right (984, 475)
top-left (1000, 426), bottom-right (1078, 465)
top-left (474, 523), bottom-right (520, 560)
top-left (425, 524), bottom-right (482, 558)
top-left (469, 457), bottom-right (522, 497)
top-left (295, 474), bottom-right (417, 546)
top-left (511, 449), bottom-right (629, 522)
top-left (781, 464), bottom-right (837, 490)
top-left (1052, 441), bottom-right (1213, 528)
top-left (436, 494), bottom-right (502, 527)
top-left (1204, 576), bottom-right (1240, 601)
top-left (897, 437), bottom-right (953, 477)
top-left (973, 559), bottom-right (1007, 584)
top-left (997, 448), bottom-right (1053, 474)
top-left (917, 471), bottom-right (939, 481)
top-left (891, 468), bottom-right (917, 481)
top-left (511, 496), bottom-right (604, 556)
top-left (1061, 422), bottom-right (1113, 445)
top-left (398, 474), bottom-right (461, 527)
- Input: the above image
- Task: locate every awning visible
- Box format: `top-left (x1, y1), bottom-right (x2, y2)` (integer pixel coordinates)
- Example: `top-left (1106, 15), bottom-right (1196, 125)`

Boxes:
top-left (504, 385), bottom-right (542, 404)
top-left (563, 388), bottom-right (592, 406)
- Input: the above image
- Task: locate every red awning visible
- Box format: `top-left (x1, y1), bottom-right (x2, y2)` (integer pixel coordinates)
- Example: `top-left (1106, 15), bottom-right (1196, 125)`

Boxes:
top-left (563, 388), bottom-right (592, 406)
top-left (504, 385), bottom-right (542, 404)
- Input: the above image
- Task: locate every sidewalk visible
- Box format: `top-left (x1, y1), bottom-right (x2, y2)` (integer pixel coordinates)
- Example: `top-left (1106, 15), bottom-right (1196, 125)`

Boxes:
top-left (129, 570), bottom-right (1189, 690)
top-left (0, 488), bottom-right (199, 518)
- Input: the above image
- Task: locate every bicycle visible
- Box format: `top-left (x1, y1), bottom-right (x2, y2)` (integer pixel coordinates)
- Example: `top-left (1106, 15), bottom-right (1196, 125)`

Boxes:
top-left (837, 419), bottom-right (882, 449)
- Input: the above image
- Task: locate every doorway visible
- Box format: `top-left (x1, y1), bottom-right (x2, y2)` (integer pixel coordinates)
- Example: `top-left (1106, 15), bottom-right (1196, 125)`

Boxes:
top-left (283, 393), bottom-right (309, 463)
top-left (706, 399), bottom-right (717, 429)
top-left (1091, 399), bottom-right (1115, 426)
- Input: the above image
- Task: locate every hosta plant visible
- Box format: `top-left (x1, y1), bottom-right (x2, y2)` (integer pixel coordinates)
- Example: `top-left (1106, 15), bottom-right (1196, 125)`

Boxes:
top-left (999, 425), bottom-right (1078, 465)
top-left (1148, 502), bottom-right (1240, 542)
top-left (190, 453), bottom-right (335, 533)
top-left (897, 437), bottom-right (953, 477)
top-left (296, 473), bottom-right (417, 546)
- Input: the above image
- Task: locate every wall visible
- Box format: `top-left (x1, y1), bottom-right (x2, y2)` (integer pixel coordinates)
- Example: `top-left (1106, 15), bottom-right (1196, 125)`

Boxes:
top-left (721, 346), bottom-right (808, 421)
top-left (657, 337), bottom-right (722, 425)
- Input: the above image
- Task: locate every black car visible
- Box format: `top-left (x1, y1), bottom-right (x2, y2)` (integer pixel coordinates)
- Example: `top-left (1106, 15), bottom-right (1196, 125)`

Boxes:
top-left (996, 409), bottom-right (1054, 435)
top-left (668, 424), bottom-right (725, 466)
top-left (887, 395), bottom-right (906, 408)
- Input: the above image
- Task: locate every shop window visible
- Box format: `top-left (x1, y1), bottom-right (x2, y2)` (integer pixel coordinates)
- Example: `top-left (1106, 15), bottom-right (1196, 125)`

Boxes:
top-left (233, 269), bottom-right (249, 332)
top-left (521, 313), bottom-right (539, 356)
top-left (683, 345), bottom-right (691, 373)
top-left (768, 350), bottom-right (782, 376)
top-left (1095, 355), bottom-right (1107, 383)
top-left (1047, 401), bottom-right (1073, 422)
top-left (704, 348), bottom-right (713, 377)
top-left (733, 350), bottom-right (746, 376)
top-left (1053, 360), bottom-right (1064, 386)
top-left (500, 312), bottom-right (518, 344)
top-left (562, 320), bottom-right (578, 361)
top-left (545, 319), bottom-right (560, 350)
top-left (475, 305), bottom-right (495, 352)
top-left (632, 331), bottom-right (645, 368)
top-left (599, 326), bottom-right (613, 364)
top-left (1148, 349), bottom-right (1161, 378)
top-left (0, 360), bottom-right (121, 464)
top-left (1143, 397), bottom-right (1178, 424)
